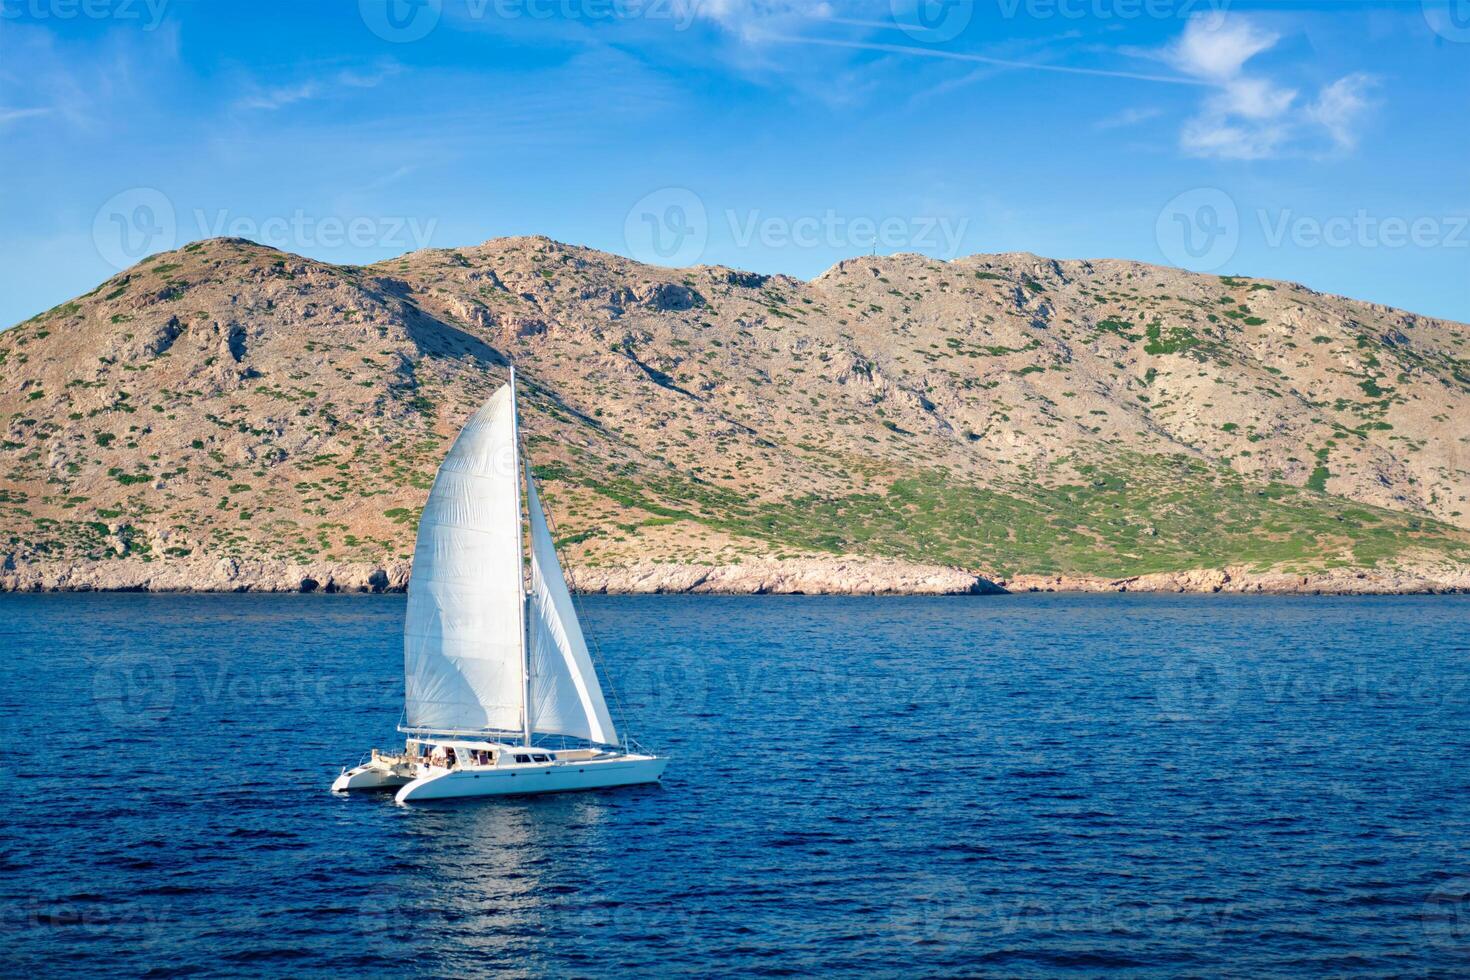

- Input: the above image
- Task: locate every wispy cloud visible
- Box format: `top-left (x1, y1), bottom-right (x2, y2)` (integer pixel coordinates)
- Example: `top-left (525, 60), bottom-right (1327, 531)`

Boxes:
top-left (1155, 14), bottom-right (1376, 160)
top-left (235, 81), bottom-right (321, 112)
top-left (0, 21), bottom-right (182, 133)
top-left (234, 60), bottom-right (404, 112)
top-left (0, 106), bottom-right (53, 127)
top-left (1308, 72), bottom-right (1376, 154)
top-left (1093, 106), bottom-right (1163, 131)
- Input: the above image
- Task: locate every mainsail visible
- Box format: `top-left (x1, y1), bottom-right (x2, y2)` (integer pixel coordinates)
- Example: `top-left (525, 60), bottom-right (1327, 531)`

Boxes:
top-left (403, 386), bottom-right (525, 734)
top-left (402, 378), bottom-right (618, 745)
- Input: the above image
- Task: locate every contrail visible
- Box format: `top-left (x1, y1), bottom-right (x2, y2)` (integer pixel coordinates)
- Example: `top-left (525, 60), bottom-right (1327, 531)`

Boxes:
top-left (754, 32), bottom-right (1208, 86)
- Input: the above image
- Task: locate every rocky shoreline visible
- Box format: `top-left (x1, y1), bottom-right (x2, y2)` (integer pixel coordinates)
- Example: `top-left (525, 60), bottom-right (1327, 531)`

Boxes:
top-left (3, 556), bottom-right (1468, 596)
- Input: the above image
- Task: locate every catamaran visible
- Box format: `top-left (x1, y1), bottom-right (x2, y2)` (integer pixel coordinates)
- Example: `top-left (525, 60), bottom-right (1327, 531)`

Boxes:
top-left (332, 370), bottom-right (666, 803)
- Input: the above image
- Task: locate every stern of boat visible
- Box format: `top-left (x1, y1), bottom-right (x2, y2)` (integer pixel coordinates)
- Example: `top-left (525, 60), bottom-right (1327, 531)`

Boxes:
top-left (331, 750), bottom-right (417, 793)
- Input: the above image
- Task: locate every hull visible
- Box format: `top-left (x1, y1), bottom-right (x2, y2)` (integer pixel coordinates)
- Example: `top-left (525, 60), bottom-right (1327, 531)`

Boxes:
top-left (394, 755), bottom-right (667, 803)
top-left (331, 761), bottom-right (414, 793)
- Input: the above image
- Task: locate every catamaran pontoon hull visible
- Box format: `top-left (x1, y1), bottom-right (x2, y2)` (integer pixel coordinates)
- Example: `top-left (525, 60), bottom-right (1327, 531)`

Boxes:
top-left (394, 754), bottom-right (666, 802)
top-left (331, 760), bottom-right (415, 793)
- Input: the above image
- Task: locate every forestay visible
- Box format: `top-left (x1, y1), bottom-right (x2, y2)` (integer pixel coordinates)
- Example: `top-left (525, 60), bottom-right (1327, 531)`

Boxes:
top-left (403, 386), bottom-right (526, 734)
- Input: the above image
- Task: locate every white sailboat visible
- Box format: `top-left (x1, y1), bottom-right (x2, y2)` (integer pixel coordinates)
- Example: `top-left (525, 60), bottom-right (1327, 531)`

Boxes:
top-left (332, 371), bottom-right (666, 803)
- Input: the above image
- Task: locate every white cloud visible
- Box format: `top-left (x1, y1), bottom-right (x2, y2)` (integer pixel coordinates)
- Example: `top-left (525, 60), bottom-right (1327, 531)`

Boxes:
top-left (1163, 13), bottom-right (1278, 82)
top-left (1158, 14), bottom-right (1376, 160)
top-left (1216, 77), bottom-right (1297, 121)
top-left (692, 0), bottom-right (834, 40)
top-left (695, 0), bottom-right (833, 26)
top-left (1308, 72), bottom-right (1376, 153)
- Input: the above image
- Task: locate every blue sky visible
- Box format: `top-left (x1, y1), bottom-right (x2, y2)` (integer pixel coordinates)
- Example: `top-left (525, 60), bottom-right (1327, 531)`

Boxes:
top-left (2, 0), bottom-right (1467, 326)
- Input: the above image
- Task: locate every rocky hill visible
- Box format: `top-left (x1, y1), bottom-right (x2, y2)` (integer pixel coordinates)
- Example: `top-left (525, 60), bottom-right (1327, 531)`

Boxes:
top-left (3, 236), bottom-right (1469, 593)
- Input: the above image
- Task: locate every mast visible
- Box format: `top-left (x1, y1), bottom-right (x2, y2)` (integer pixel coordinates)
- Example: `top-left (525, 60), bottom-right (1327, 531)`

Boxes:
top-left (510, 366), bottom-right (532, 747)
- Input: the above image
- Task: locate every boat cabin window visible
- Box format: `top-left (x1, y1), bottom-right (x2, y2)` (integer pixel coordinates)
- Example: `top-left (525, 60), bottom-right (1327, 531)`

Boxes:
top-left (514, 754), bottom-right (531, 764)
top-left (532, 754), bottom-right (551, 763)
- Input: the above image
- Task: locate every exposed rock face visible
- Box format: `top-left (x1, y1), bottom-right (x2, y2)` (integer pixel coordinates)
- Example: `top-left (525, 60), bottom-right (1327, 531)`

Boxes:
top-left (4, 556), bottom-right (1465, 595)
top-left (2, 235), bottom-right (1469, 594)
top-left (0, 557), bottom-right (411, 593)
top-left (1002, 562), bottom-right (1470, 596)
top-left (573, 558), bottom-right (1004, 595)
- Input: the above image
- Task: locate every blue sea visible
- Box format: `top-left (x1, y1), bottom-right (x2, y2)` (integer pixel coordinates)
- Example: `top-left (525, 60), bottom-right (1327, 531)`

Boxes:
top-left (4, 593), bottom-right (1470, 976)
